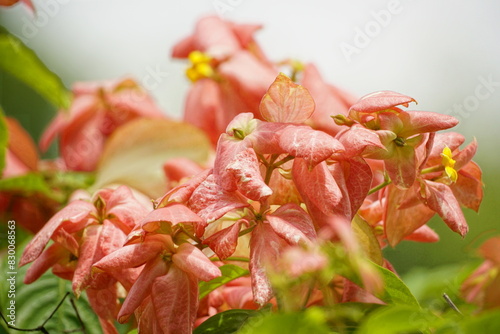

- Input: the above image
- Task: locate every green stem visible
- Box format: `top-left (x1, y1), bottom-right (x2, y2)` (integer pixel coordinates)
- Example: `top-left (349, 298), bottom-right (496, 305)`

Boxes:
top-left (179, 224), bottom-right (203, 244)
top-left (368, 179), bottom-right (392, 195)
top-left (421, 165), bottom-right (443, 174)
top-left (238, 225), bottom-right (256, 237)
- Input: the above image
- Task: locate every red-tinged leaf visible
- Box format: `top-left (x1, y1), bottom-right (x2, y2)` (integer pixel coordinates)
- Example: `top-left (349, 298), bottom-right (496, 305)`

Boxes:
top-left (349, 91), bottom-right (416, 114)
top-left (421, 180), bottom-right (468, 237)
top-left (226, 148), bottom-right (272, 201)
top-left (452, 161), bottom-right (483, 211)
top-left (384, 185), bottom-right (435, 247)
top-left (214, 133), bottom-right (252, 192)
top-left (184, 79), bottom-right (223, 146)
top-left (19, 200), bottom-right (94, 266)
top-left (292, 159), bottom-right (343, 215)
top-left (383, 143), bottom-right (417, 189)
top-left (203, 220), bottom-right (246, 260)
top-left (87, 287), bottom-right (119, 334)
top-left (188, 174), bottom-right (249, 223)
top-left (249, 222), bottom-right (288, 305)
top-left (51, 228), bottom-right (79, 257)
top-left (428, 132), bottom-right (465, 161)
top-left (105, 185), bottom-right (151, 233)
top-left (279, 126), bottom-right (343, 168)
top-left (249, 122), bottom-right (290, 154)
top-left (94, 238), bottom-right (165, 272)
top-left (454, 139), bottom-right (478, 170)
top-left (163, 157), bottom-right (205, 184)
top-left (479, 237), bottom-right (500, 264)
top-left (158, 169), bottom-right (211, 207)
top-left (301, 63), bottom-right (356, 136)
top-left (118, 257), bottom-right (169, 323)
top-left (24, 243), bottom-right (67, 284)
top-left (219, 51), bottom-right (277, 119)
top-left (5, 117), bottom-right (38, 172)
top-left (337, 125), bottom-right (385, 157)
top-left (398, 111), bottom-right (459, 138)
top-left (172, 243), bottom-right (222, 282)
top-left (193, 16), bottom-right (241, 56)
top-left (344, 157), bottom-right (373, 216)
top-left (140, 204), bottom-right (204, 233)
top-left (266, 203), bottom-right (316, 245)
top-left (403, 224), bottom-right (440, 243)
top-left (152, 265), bottom-right (199, 334)
top-left (259, 73), bottom-right (315, 123)
top-left (73, 222), bottom-right (124, 297)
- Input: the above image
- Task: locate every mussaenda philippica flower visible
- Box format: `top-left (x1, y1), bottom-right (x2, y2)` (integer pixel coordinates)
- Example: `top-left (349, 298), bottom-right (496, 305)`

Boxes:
top-left (440, 146), bottom-right (458, 182)
top-left (186, 51), bottom-right (214, 82)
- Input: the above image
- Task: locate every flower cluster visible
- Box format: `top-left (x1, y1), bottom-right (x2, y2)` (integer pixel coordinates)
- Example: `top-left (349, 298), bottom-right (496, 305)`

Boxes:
top-left (4, 15), bottom-right (486, 334)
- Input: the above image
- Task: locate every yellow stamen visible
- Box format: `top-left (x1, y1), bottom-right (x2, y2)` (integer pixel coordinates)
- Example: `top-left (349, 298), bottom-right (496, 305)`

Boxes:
top-left (186, 51), bottom-right (214, 82)
top-left (440, 146), bottom-right (458, 182)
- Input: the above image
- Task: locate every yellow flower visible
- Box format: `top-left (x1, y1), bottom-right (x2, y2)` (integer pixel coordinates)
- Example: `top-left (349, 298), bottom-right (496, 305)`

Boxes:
top-left (440, 146), bottom-right (458, 182)
top-left (186, 51), bottom-right (214, 82)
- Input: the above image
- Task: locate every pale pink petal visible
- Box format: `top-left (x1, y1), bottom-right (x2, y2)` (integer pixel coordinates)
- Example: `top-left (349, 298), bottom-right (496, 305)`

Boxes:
top-left (259, 73), bottom-right (315, 123)
top-left (398, 111), bottom-right (459, 138)
top-left (279, 125), bottom-right (343, 168)
top-left (452, 161), bottom-right (483, 212)
top-left (454, 139), bottom-right (478, 170)
top-left (267, 203), bottom-right (316, 245)
top-left (203, 220), bottom-right (246, 260)
top-left (421, 180), bottom-right (468, 237)
top-left (188, 174), bottom-right (249, 223)
top-left (19, 200), bottom-right (94, 266)
top-left (301, 63), bottom-right (356, 136)
top-left (349, 91), bottom-right (416, 114)
top-left (343, 156), bottom-right (373, 216)
top-left (249, 222), bottom-right (288, 305)
top-left (403, 224), bottom-right (440, 243)
top-left (152, 265), bottom-right (199, 334)
top-left (194, 16), bottom-right (241, 57)
top-left (336, 125), bottom-right (385, 158)
top-left (105, 186), bottom-right (151, 233)
top-left (226, 148), bottom-right (272, 201)
top-left (184, 79), bottom-right (223, 145)
top-left (118, 257), bottom-right (169, 323)
top-left (163, 158), bottom-right (205, 185)
top-left (158, 169), bottom-right (211, 206)
top-left (87, 287), bottom-right (119, 334)
top-left (24, 244), bottom-right (67, 284)
top-left (384, 185), bottom-right (435, 246)
top-left (292, 159), bottom-right (343, 214)
top-left (140, 204), bottom-right (204, 234)
top-left (172, 243), bottom-right (221, 282)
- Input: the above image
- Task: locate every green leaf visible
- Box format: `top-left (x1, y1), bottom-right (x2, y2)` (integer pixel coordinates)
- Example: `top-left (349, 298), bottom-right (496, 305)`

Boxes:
top-left (0, 26), bottom-right (70, 109)
top-left (374, 262), bottom-right (420, 307)
top-left (199, 264), bottom-right (249, 299)
top-left (460, 310), bottom-right (500, 333)
top-left (0, 107), bottom-right (7, 176)
top-left (356, 305), bottom-right (441, 334)
top-left (0, 241), bottom-right (102, 333)
top-left (0, 172), bottom-right (54, 198)
top-left (193, 309), bottom-right (260, 334)
top-left (238, 307), bottom-right (331, 334)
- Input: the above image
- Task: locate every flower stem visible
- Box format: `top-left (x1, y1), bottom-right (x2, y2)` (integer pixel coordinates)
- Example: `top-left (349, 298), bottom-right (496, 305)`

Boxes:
top-left (210, 256), bottom-right (250, 263)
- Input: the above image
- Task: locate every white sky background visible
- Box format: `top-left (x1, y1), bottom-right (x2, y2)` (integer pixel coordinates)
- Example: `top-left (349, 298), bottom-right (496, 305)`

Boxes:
top-left (1, 0), bottom-right (499, 154)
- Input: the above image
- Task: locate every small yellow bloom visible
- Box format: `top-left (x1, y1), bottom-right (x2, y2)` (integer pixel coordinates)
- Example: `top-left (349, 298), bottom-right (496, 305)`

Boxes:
top-left (186, 51), bottom-right (214, 82)
top-left (440, 146), bottom-right (458, 182)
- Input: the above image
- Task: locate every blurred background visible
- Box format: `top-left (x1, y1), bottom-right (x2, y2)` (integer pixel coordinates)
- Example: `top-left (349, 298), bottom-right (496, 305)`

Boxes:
top-left (1, 0), bottom-right (499, 274)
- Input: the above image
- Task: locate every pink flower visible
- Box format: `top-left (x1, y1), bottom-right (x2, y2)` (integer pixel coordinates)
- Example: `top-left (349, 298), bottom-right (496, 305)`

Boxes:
top-left (19, 186), bottom-right (151, 333)
top-left (172, 16), bottom-right (277, 145)
top-left (94, 203), bottom-right (221, 334)
top-left (40, 78), bottom-right (165, 171)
